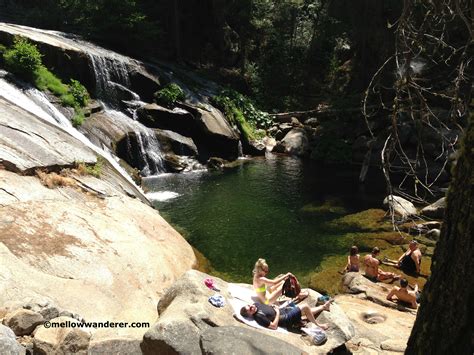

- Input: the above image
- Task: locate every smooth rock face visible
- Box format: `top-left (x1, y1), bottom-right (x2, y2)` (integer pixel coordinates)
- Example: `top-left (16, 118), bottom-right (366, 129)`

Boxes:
top-left (383, 195), bottom-right (418, 218)
top-left (0, 96), bottom-right (97, 173)
top-left (0, 169), bottom-right (196, 331)
top-left (336, 294), bottom-right (415, 354)
top-left (273, 128), bottom-right (309, 156)
top-left (33, 316), bottom-right (91, 355)
top-left (421, 197), bottom-right (446, 219)
top-left (3, 309), bottom-right (44, 336)
top-left (142, 270), bottom-right (354, 355)
top-left (88, 336), bottom-right (142, 355)
top-left (0, 324), bottom-right (25, 355)
top-left (155, 129), bottom-right (198, 156)
top-left (200, 326), bottom-right (303, 355)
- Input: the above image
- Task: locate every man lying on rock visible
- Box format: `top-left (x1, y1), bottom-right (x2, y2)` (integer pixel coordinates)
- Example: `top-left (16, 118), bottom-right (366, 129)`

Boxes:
top-left (240, 299), bottom-right (332, 330)
top-left (386, 278), bottom-right (420, 309)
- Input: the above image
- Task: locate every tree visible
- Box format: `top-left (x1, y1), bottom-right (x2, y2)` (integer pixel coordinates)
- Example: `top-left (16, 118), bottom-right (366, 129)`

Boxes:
top-left (405, 111), bottom-right (473, 354)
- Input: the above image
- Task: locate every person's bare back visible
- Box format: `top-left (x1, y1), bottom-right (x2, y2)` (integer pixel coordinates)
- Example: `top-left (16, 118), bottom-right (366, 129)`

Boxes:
top-left (387, 279), bottom-right (419, 309)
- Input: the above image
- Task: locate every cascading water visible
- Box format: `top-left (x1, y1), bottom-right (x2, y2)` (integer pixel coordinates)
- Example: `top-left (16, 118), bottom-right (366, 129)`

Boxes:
top-left (0, 73), bottom-right (149, 200)
top-left (0, 22), bottom-right (166, 176)
top-left (102, 108), bottom-right (165, 175)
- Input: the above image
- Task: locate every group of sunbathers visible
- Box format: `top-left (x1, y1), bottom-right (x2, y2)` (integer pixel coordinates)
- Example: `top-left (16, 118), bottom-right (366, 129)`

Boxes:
top-left (241, 241), bottom-right (423, 330)
top-left (343, 241), bottom-right (423, 309)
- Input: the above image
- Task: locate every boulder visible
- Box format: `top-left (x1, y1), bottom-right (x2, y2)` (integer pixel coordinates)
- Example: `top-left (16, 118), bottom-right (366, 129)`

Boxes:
top-left (383, 195), bottom-right (417, 218)
top-left (39, 307), bottom-right (60, 322)
top-left (0, 169), bottom-right (196, 331)
top-left (3, 309), bottom-right (44, 336)
top-left (273, 128), bottom-right (309, 156)
top-left (421, 197), bottom-right (446, 219)
top-left (242, 140), bottom-right (266, 156)
top-left (33, 316), bottom-right (91, 355)
top-left (155, 129), bottom-right (198, 156)
top-left (200, 326), bottom-right (303, 355)
top-left (426, 228), bottom-right (441, 241)
top-left (142, 270), bottom-right (354, 354)
top-left (137, 103), bottom-right (240, 161)
top-left (136, 104), bottom-right (196, 135)
top-left (0, 324), bottom-right (25, 355)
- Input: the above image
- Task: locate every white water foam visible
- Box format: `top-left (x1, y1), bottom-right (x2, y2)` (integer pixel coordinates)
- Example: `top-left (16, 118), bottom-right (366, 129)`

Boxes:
top-left (146, 191), bottom-right (181, 202)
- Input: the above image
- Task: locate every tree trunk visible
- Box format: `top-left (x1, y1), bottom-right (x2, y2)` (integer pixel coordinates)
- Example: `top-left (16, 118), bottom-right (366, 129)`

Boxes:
top-left (405, 112), bottom-right (474, 354)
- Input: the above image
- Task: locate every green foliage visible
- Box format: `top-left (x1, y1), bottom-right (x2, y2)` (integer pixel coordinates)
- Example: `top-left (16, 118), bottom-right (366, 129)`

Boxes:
top-left (34, 66), bottom-right (69, 96)
top-left (34, 66), bottom-right (89, 111)
top-left (3, 37), bottom-right (42, 79)
top-left (68, 79), bottom-right (89, 107)
top-left (154, 83), bottom-right (185, 107)
top-left (211, 91), bottom-right (266, 141)
top-left (72, 111), bottom-right (85, 127)
top-left (212, 89), bottom-right (272, 129)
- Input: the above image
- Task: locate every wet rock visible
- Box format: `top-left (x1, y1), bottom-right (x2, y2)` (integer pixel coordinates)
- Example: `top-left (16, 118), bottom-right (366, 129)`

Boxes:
top-left (383, 195), bottom-right (417, 218)
top-left (207, 157), bottom-right (226, 170)
top-left (163, 154), bottom-right (186, 172)
top-left (3, 309), bottom-right (44, 336)
top-left (243, 140), bottom-right (266, 156)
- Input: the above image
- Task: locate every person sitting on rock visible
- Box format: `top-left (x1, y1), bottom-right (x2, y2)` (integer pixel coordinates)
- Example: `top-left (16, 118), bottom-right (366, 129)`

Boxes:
top-left (363, 247), bottom-right (400, 282)
top-left (386, 278), bottom-right (420, 309)
top-left (252, 258), bottom-right (308, 304)
top-left (342, 245), bottom-right (360, 273)
top-left (240, 300), bottom-right (332, 330)
top-left (382, 240), bottom-right (422, 275)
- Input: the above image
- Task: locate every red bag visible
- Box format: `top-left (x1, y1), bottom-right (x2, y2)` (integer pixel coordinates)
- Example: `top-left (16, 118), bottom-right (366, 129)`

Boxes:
top-left (282, 275), bottom-right (301, 298)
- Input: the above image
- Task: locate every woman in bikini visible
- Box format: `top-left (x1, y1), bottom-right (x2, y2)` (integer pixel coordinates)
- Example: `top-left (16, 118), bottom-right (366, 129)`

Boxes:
top-left (343, 245), bottom-right (360, 273)
top-left (252, 258), bottom-right (293, 304)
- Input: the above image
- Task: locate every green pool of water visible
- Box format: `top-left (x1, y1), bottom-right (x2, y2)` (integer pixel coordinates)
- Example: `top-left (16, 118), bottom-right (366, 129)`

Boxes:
top-left (143, 155), bottom-right (385, 284)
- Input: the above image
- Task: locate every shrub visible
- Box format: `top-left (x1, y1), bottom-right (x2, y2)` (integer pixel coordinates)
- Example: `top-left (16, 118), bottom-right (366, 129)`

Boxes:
top-left (212, 89), bottom-right (272, 129)
top-left (34, 66), bottom-right (69, 96)
top-left (69, 79), bottom-right (89, 107)
top-left (75, 158), bottom-right (103, 178)
top-left (154, 83), bottom-right (185, 107)
top-left (72, 111), bottom-right (85, 127)
top-left (3, 37), bottom-right (42, 79)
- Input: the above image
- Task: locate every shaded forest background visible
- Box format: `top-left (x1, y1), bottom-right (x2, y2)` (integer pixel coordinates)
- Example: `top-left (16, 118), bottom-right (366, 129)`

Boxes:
top-left (0, 0), bottom-right (403, 111)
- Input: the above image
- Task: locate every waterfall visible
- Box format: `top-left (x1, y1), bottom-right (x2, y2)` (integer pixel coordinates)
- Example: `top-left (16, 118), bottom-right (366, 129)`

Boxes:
top-left (0, 75), bottom-right (149, 201)
top-left (103, 108), bottom-right (165, 176)
top-left (0, 22), bottom-right (167, 177)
